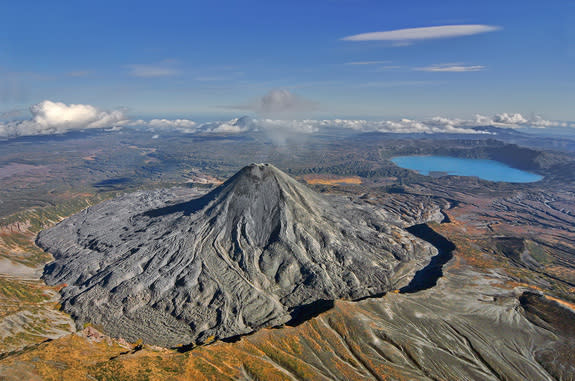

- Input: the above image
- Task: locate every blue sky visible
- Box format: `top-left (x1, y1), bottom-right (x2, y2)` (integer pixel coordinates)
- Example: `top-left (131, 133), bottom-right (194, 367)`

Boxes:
top-left (1, 0), bottom-right (573, 120)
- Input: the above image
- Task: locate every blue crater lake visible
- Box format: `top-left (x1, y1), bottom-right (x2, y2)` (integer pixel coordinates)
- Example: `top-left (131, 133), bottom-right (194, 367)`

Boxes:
top-left (391, 156), bottom-right (543, 183)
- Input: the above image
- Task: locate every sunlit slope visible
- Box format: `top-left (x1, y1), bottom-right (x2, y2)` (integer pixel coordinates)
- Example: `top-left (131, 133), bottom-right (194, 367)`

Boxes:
top-left (1, 253), bottom-right (572, 380)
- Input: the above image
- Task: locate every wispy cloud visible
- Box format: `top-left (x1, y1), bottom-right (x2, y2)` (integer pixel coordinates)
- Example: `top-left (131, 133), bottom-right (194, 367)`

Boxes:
top-left (67, 71), bottom-right (90, 77)
top-left (0, 78), bottom-right (28, 103)
top-left (358, 80), bottom-right (441, 88)
top-left (231, 89), bottom-right (318, 115)
top-left (194, 76), bottom-right (227, 82)
top-left (376, 65), bottom-right (401, 71)
top-left (125, 60), bottom-right (180, 78)
top-left (391, 41), bottom-right (414, 47)
top-left (194, 70), bottom-right (244, 82)
top-left (0, 108), bottom-right (27, 121)
top-left (414, 63), bottom-right (486, 72)
top-left (345, 61), bottom-right (391, 65)
top-left (342, 24), bottom-right (500, 43)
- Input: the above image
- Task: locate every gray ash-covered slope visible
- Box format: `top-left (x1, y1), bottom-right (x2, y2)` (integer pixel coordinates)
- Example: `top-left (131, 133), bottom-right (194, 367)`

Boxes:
top-left (38, 164), bottom-right (433, 347)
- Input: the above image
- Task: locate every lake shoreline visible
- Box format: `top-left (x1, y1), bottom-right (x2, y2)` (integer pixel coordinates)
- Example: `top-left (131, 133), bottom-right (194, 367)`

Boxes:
top-left (391, 155), bottom-right (543, 183)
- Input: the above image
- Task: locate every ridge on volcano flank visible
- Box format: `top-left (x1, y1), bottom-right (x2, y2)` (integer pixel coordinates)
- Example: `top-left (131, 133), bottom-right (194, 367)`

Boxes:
top-left (38, 164), bottom-right (434, 347)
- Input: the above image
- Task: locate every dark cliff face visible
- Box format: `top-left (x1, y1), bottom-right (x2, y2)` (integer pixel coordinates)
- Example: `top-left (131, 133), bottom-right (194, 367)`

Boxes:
top-left (38, 164), bottom-right (434, 347)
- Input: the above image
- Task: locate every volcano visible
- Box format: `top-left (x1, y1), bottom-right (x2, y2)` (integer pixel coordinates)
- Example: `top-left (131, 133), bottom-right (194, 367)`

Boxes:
top-left (38, 164), bottom-right (434, 346)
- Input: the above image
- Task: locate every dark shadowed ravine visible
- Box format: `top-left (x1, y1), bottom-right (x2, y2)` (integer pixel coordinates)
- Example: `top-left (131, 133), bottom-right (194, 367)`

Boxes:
top-left (400, 223), bottom-right (455, 293)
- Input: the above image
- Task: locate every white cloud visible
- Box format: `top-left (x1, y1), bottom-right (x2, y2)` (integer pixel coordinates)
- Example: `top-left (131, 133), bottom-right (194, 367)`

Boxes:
top-left (197, 116), bottom-right (319, 145)
top-left (120, 118), bottom-right (198, 133)
top-left (342, 24), bottom-right (500, 43)
top-left (125, 60), bottom-right (180, 78)
top-left (0, 100), bottom-right (126, 137)
top-left (529, 115), bottom-right (559, 128)
top-left (472, 112), bottom-right (567, 129)
top-left (256, 119), bottom-right (319, 134)
top-left (474, 113), bottom-right (573, 128)
top-left (187, 113), bottom-right (568, 136)
top-left (148, 119), bottom-right (196, 129)
top-left (415, 64), bottom-right (485, 72)
top-left (313, 118), bottom-right (488, 134)
top-left (491, 112), bottom-right (528, 125)
top-left (194, 116), bottom-right (316, 134)
top-left (1, 101), bottom-right (564, 140)
top-left (192, 117), bottom-right (481, 136)
top-left (316, 113), bottom-right (563, 132)
top-left (199, 117), bottom-right (253, 133)
top-left (123, 117), bottom-right (256, 134)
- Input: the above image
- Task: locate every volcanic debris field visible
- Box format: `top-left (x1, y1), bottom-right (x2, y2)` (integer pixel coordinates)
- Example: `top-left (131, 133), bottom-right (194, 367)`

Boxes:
top-left (37, 164), bottom-right (434, 347)
top-left (0, 127), bottom-right (574, 380)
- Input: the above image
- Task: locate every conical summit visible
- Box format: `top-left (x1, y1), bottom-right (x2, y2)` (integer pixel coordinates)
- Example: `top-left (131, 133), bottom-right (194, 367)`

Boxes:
top-left (38, 164), bottom-right (433, 346)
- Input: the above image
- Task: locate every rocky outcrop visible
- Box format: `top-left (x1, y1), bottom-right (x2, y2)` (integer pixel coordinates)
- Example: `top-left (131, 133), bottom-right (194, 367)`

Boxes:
top-left (38, 164), bottom-right (433, 347)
